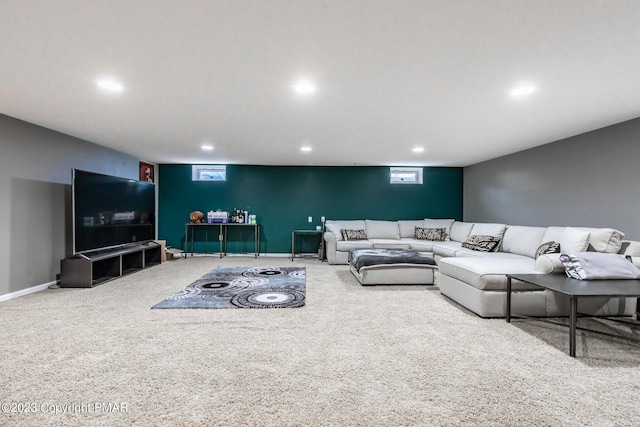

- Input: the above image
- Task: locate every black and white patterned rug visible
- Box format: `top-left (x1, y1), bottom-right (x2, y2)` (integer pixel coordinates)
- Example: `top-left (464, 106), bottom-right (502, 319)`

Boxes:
top-left (152, 266), bottom-right (306, 309)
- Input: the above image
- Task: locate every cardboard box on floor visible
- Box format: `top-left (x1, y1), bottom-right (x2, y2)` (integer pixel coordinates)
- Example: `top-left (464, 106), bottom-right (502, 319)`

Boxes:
top-left (165, 247), bottom-right (184, 260)
top-left (152, 240), bottom-right (183, 261)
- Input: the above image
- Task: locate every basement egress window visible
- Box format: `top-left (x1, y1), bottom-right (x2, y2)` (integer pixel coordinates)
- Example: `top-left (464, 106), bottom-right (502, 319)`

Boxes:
top-left (192, 165), bottom-right (227, 181)
top-left (390, 167), bottom-right (423, 184)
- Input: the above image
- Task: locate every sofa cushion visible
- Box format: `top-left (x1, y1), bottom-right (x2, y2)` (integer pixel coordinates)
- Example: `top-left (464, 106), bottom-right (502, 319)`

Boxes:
top-left (336, 240), bottom-right (374, 251)
top-left (369, 239), bottom-right (411, 249)
top-left (577, 227), bottom-right (625, 253)
top-left (541, 227), bottom-right (565, 243)
top-left (560, 227), bottom-right (590, 252)
top-left (424, 219), bottom-right (455, 239)
top-left (398, 220), bottom-right (426, 238)
top-left (501, 226), bottom-right (547, 258)
top-left (414, 227), bottom-right (447, 241)
top-left (460, 250), bottom-right (534, 260)
top-left (447, 248), bottom-right (495, 259)
top-left (462, 235), bottom-right (501, 252)
top-left (450, 222), bottom-right (474, 242)
top-left (342, 229), bottom-right (368, 240)
top-left (325, 220), bottom-right (366, 240)
top-left (437, 245), bottom-right (535, 260)
top-left (543, 226), bottom-right (625, 254)
top-left (438, 257), bottom-right (541, 291)
top-left (365, 220), bottom-right (400, 239)
top-left (432, 241), bottom-right (464, 258)
top-left (401, 239), bottom-right (436, 253)
top-left (469, 223), bottom-right (507, 239)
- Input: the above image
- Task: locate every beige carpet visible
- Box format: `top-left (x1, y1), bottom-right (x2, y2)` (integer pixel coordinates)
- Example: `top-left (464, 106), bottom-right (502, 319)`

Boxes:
top-left (2, 256), bottom-right (640, 426)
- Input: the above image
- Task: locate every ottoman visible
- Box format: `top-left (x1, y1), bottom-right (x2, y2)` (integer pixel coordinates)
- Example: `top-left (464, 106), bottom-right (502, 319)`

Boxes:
top-left (348, 248), bottom-right (436, 286)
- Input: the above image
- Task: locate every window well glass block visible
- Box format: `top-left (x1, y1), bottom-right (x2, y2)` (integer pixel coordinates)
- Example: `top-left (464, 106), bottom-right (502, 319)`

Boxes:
top-left (192, 165), bottom-right (227, 181)
top-left (390, 167), bottom-right (423, 184)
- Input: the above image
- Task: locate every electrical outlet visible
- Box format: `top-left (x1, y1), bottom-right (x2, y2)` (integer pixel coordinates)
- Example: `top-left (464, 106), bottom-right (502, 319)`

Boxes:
top-left (308, 216), bottom-right (313, 223)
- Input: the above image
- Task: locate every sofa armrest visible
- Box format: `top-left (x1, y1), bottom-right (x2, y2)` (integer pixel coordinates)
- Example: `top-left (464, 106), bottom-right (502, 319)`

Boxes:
top-left (324, 231), bottom-right (338, 264)
top-left (535, 253), bottom-right (565, 274)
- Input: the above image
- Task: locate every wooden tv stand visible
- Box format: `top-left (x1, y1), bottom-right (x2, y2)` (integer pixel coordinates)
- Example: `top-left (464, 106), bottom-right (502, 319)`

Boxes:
top-left (60, 242), bottom-right (161, 288)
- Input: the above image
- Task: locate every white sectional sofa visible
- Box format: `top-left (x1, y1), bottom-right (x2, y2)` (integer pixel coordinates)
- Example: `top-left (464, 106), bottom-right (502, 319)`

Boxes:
top-left (323, 218), bottom-right (456, 264)
top-left (323, 218), bottom-right (640, 318)
top-left (436, 224), bottom-right (640, 317)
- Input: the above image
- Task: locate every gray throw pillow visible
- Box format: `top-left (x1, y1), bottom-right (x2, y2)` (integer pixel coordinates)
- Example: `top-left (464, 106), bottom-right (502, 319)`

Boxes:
top-left (462, 235), bottom-right (501, 252)
top-left (535, 241), bottom-right (561, 259)
top-left (341, 229), bottom-right (367, 240)
top-left (414, 227), bottom-right (447, 241)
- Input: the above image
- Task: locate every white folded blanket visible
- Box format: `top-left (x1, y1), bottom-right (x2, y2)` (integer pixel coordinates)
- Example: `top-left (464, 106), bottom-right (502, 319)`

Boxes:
top-left (559, 252), bottom-right (640, 280)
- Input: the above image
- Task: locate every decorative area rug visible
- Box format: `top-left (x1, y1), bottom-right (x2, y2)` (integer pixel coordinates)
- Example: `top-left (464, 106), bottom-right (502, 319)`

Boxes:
top-left (152, 266), bottom-right (305, 309)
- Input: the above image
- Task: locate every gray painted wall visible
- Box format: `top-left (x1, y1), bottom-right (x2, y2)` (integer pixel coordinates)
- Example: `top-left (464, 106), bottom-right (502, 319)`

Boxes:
top-left (0, 114), bottom-right (142, 296)
top-left (464, 117), bottom-right (640, 240)
top-left (4, 111), bottom-right (640, 297)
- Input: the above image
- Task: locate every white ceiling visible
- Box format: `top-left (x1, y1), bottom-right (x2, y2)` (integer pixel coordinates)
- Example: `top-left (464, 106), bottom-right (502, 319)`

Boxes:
top-left (2, 0), bottom-right (640, 167)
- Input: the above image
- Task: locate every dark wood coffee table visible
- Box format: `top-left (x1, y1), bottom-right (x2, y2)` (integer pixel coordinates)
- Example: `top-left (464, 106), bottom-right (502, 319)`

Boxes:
top-left (506, 273), bottom-right (640, 357)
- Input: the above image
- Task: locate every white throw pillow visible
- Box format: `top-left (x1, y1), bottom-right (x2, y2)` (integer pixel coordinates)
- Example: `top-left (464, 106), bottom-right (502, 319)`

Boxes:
top-left (576, 227), bottom-right (625, 253)
top-left (502, 226), bottom-right (547, 258)
top-left (560, 227), bottom-right (590, 253)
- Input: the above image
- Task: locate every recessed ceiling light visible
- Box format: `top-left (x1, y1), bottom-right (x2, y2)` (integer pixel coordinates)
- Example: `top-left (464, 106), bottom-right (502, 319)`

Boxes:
top-left (201, 144), bottom-right (214, 151)
top-left (300, 146), bottom-right (312, 152)
top-left (412, 147), bottom-right (425, 153)
top-left (96, 79), bottom-right (124, 92)
top-left (294, 80), bottom-right (316, 94)
top-left (510, 85), bottom-right (536, 97)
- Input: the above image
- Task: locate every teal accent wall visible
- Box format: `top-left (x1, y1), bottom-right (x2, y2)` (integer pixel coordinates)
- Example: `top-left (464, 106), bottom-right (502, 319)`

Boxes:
top-left (158, 165), bottom-right (462, 254)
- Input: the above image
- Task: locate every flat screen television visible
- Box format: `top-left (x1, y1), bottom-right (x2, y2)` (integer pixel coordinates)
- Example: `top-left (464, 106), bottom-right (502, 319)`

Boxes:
top-left (72, 169), bottom-right (156, 254)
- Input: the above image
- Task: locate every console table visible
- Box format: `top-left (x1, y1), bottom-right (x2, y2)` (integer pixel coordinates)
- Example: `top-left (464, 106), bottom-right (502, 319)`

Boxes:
top-left (60, 242), bottom-right (162, 288)
top-left (291, 229), bottom-right (324, 261)
top-left (184, 223), bottom-right (260, 258)
top-left (506, 273), bottom-right (640, 357)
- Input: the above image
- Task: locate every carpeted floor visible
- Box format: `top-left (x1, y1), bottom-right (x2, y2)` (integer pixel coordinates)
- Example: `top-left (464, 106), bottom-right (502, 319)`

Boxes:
top-left (2, 256), bottom-right (640, 426)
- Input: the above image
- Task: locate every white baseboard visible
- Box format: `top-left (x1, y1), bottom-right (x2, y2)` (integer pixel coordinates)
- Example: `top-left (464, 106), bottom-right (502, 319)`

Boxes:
top-left (0, 281), bottom-right (56, 302)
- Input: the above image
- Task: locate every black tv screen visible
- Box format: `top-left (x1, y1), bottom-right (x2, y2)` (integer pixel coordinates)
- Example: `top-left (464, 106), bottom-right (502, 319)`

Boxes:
top-left (73, 169), bottom-right (156, 253)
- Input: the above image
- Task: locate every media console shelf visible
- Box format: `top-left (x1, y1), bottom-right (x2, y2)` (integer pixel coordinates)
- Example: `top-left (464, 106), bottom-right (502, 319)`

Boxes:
top-left (60, 242), bottom-right (161, 288)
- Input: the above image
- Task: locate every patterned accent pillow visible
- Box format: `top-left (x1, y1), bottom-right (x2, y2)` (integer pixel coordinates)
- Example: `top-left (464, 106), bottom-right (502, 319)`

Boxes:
top-left (535, 241), bottom-right (561, 259)
top-left (461, 235), bottom-right (501, 252)
top-left (341, 229), bottom-right (367, 240)
top-left (414, 227), bottom-right (447, 241)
